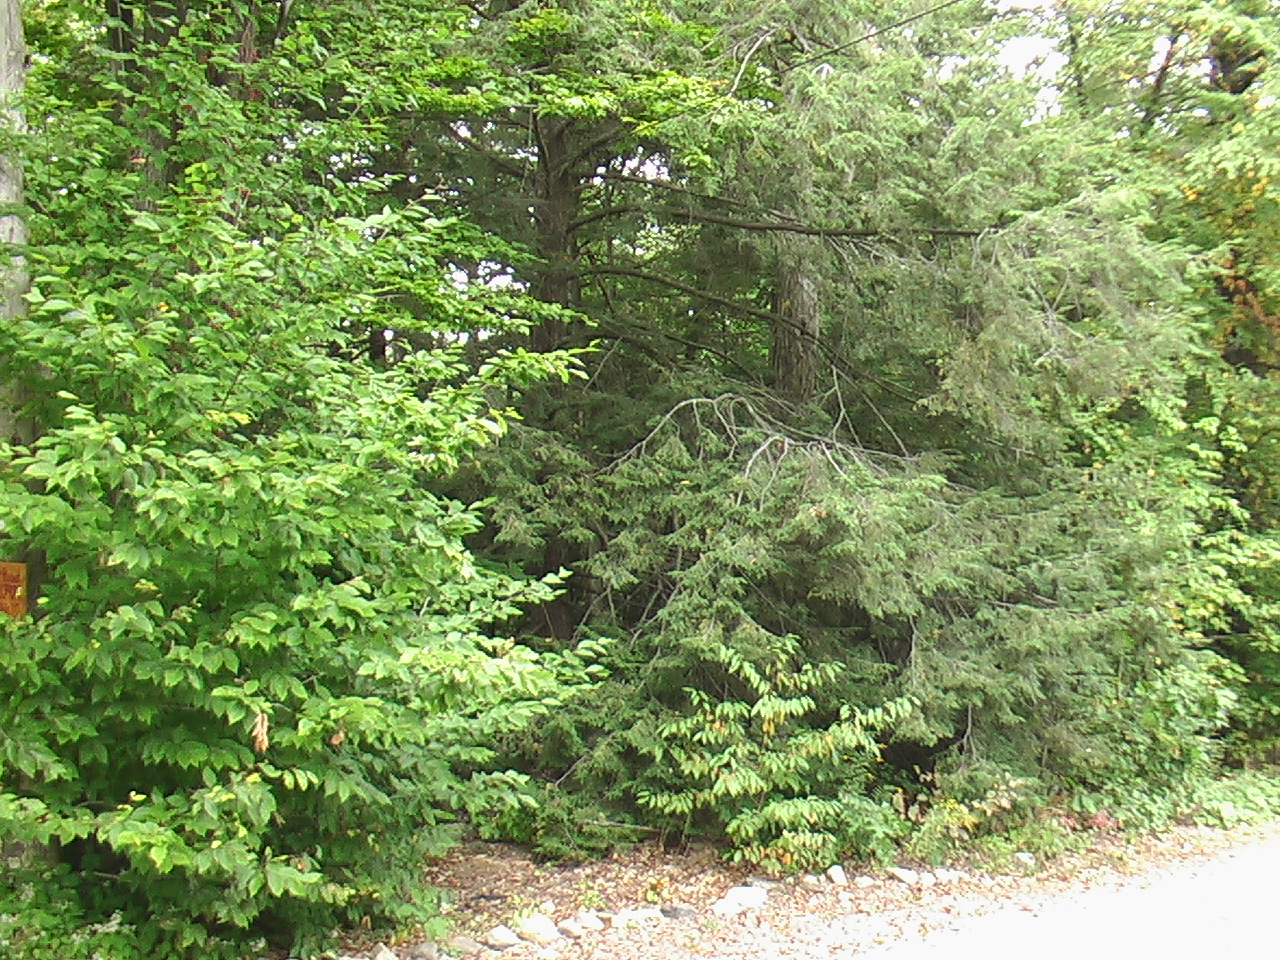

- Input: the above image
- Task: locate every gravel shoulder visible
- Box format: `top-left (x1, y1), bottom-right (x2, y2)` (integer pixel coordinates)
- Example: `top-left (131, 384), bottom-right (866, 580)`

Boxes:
top-left (402, 820), bottom-right (1280, 960)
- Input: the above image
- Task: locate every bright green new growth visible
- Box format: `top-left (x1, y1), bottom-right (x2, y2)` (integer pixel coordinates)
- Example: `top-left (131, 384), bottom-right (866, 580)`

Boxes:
top-left (0, 2), bottom-right (593, 954)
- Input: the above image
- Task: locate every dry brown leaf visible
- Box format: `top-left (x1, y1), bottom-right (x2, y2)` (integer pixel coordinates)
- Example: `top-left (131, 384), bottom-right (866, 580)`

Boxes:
top-left (251, 712), bottom-right (269, 753)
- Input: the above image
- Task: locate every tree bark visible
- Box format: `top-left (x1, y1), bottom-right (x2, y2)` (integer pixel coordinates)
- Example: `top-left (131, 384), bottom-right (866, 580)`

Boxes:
top-left (767, 62), bottom-right (822, 403)
top-left (529, 114), bottom-right (585, 351)
top-left (0, 0), bottom-right (49, 871)
top-left (771, 249), bottom-right (821, 401)
top-left (1, 0), bottom-right (32, 448)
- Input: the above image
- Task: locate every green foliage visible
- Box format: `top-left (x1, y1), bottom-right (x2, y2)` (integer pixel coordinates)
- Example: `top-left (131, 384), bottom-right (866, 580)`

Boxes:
top-left (448, 0), bottom-right (1271, 867)
top-left (475, 780), bottom-right (646, 862)
top-left (0, 3), bottom-right (591, 955)
top-left (897, 773), bottom-right (1045, 865)
top-left (1053, 0), bottom-right (1280, 756)
top-left (0, 867), bottom-right (148, 960)
top-left (635, 629), bottom-right (915, 870)
top-left (1186, 770), bottom-right (1280, 828)
top-left (10, 1), bottom-right (1280, 946)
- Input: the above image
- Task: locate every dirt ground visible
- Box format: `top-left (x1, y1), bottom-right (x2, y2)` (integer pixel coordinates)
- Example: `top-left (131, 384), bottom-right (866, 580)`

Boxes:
top-left (386, 820), bottom-right (1280, 960)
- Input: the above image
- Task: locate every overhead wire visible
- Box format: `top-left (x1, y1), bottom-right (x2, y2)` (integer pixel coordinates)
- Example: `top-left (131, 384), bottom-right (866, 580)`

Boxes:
top-left (780, 0), bottom-right (973, 74)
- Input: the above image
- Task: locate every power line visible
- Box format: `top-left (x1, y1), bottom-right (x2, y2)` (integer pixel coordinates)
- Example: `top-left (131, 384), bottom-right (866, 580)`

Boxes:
top-left (781, 0), bottom-right (974, 74)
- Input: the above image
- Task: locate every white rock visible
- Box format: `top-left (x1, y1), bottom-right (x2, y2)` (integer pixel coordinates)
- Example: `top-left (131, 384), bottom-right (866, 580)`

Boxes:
top-left (540, 899), bottom-right (556, 913)
top-left (854, 875), bottom-right (878, 888)
top-left (556, 919), bottom-right (585, 939)
top-left (1014, 851), bottom-right (1036, 867)
top-left (887, 867), bottom-right (920, 885)
top-left (512, 914), bottom-right (562, 945)
top-left (711, 885), bottom-right (769, 916)
top-left (483, 925), bottom-right (523, 950)
top-left (574, 910), bottom-right (606, 931)
top-left (748, 876), bottom-right (781, 889)
top-left (371, 944), bottom-right (397, 960)
top-left (799, 873), bottom-right (826, 891)
top-left (826, 864), bottom-right (849, 885)
top-left (918, 871), bottom-right (937, 887)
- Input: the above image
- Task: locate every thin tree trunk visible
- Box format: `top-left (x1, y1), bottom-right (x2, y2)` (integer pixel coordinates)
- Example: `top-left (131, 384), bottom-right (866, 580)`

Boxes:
top-left (1, 0), bottom-right (32, 447)
top-left (1, 0), bottom-right (48, 870)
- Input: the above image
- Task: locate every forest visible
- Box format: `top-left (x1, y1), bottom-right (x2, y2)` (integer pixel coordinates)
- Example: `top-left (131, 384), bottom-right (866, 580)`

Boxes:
top-left (3, 0), bottom-right (1280, 956)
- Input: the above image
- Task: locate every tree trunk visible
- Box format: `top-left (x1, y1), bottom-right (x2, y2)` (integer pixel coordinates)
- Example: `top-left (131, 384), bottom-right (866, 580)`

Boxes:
top-left (768, 65), bottom-right (822, 403)
top-left (1, 0), bottom-right (31, 447)
top-left (771, 248), bottom-right (821, 401)
top-left (529, 114), bottom-right (584, 352)
top-left (0, 0), bottom-right (48, 870)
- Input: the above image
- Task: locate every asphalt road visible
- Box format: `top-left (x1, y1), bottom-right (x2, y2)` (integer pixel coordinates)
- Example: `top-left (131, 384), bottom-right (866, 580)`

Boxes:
top-left (857, 835), bottom-right (1280, 959)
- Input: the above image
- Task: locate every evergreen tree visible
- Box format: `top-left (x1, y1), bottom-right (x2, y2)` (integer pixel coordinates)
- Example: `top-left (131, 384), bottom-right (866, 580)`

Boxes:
top-left (432, 0), bottom-right (1249, 853)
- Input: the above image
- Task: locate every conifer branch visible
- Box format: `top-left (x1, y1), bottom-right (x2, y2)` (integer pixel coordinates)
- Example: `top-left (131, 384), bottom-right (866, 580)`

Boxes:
top-left (577, 265), bottom-right (781, 324)
top-left (569, 204), bottom-right (983, 239)
top-left (445, 124), bottom-right (527, 179)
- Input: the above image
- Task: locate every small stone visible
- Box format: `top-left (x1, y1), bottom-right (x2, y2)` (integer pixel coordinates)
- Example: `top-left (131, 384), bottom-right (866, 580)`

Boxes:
top-left (574, 910), bottom-right (606, 931)
top-left (483, 925), bottom-right (523, 950)
top-left (711, 885), bottom-right (769, 916)
top-left (887, 867), bottom-right (920, 885)
top-left (661, 904), bottom-right (697, 920)
top-left (556, 919), bottom-right (585, 939)
top-left (371, 943), bottom-right (398, 960)
top-left (918, 871), bottom-right (937, 887)
top-left (854, 876), bottom-right (878, 888)
top-left (1014, 851), bottom-right (1036, 867)
top-left (512, 914), bottom-right (562, 945)
top-left (825, 864), bottom-right (849, 886)
top-left (799, 873), bottom-right (826, 891)
top-left (444, 937), bottom-right (485, 957)
top-left (539, 899), bottom-right (556, 914)
top-left (747, 876), bottom-right (781, 889)
top-left (407, 943), bottom-right (443, 960)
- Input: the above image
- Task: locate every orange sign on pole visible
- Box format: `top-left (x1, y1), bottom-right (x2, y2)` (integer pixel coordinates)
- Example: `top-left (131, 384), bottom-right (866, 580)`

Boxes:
top-left (0, 562), bottom-right (29, 617)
